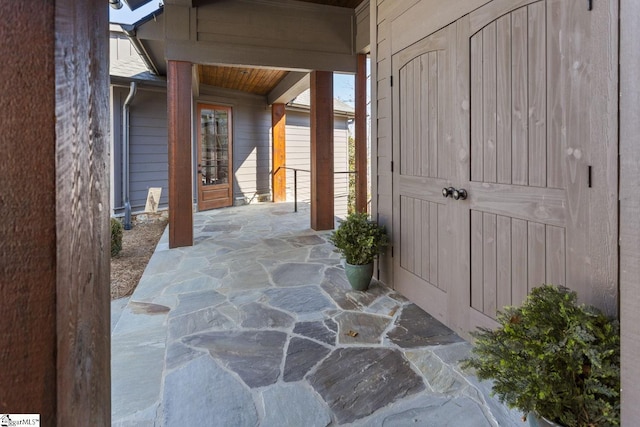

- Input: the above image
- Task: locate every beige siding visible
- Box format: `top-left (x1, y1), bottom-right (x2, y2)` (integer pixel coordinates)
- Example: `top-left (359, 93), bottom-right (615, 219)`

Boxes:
top-left (285, 111), bottom-right (350, 220)
top-left (620, 0), bottom-right (640, 422)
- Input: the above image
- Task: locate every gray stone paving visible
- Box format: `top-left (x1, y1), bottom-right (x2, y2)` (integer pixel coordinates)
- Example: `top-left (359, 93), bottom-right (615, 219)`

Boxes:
top-left (111, 202), bottom-right (524, 426)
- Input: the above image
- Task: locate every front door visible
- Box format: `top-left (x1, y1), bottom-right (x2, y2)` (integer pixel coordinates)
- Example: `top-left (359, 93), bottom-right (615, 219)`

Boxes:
top-left (198, 104), bottom-right (233, 210)
top-left (392, 0), bottom-right (618, 337)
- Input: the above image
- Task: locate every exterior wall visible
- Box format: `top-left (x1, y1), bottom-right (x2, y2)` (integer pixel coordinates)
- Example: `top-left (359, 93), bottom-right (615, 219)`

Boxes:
top-left (111, 86), bottom-right (169, 215)
top-left (285, 110), bottom-right (350, 220)
top-left (111, 84), bottom-right (352, 215)
top-left (374, 0), bottom-right (629, 415)
top-left (161, 1), bottom-right (356, 73)
top-left (619, 0), bottom-right (640, 421)
top-left (110, 31), bottom-right (138, 62)
top-left (197, 86), bottom-right (272, 205)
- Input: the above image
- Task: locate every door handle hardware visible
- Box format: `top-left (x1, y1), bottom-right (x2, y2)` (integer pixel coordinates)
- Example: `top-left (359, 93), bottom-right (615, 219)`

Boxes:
top-left (442, 187), bottom-right (455, 198)
top-left (452, 188), bottom-right (467, 200)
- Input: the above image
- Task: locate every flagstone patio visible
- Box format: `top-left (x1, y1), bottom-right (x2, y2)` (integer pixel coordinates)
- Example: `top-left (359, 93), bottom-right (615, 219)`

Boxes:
top-left (111, 202), bottom-right (524, 426)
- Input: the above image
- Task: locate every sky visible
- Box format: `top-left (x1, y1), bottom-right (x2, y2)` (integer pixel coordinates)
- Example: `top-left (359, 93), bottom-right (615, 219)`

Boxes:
top-left (110, 1), bottom-right (356, 105)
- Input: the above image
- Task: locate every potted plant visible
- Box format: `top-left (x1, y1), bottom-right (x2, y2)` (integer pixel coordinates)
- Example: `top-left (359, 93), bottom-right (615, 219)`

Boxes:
top-left (329, 212), bottom-right (389, 291)
top-left (463, 285), bottom-right (620, 427)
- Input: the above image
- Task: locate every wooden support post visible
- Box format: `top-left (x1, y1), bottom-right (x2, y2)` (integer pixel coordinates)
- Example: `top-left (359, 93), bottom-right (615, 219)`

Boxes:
top-left (355, 53), bottom-right (368, 213)
top-left (310, 71), bottom-right (335, 230)
top-left (168, 60), bottom-right (194, 248)
top-left (0, 0), bottom-right (110, 424)
top-left (272, 103), bottom-right (287, 202)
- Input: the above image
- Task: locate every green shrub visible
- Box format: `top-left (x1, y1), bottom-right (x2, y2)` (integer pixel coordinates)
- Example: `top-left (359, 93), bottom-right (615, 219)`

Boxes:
top-left (111, 217), bottom-right (123, 257)
top-left (463, 285), bottom-right (620, 426)
top-left (329, 212), bottom-right (389, 265)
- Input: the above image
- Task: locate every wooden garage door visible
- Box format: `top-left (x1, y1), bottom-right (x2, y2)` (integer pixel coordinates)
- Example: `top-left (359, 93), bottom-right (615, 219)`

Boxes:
top-left (392, 0), bottom-right (618, 337)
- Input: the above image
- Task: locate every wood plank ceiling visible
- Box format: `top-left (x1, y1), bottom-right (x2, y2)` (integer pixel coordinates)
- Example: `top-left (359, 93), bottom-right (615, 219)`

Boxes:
top-left (296, 0), bottom-right (365, 7)
top-left (197, 65), bottom-right (288, 96)
top-left (195, 0), bottom-right (364, 96)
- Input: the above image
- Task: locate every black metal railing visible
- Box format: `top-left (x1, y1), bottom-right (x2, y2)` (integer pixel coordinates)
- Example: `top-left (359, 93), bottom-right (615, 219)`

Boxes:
top-left (277, 167), bottom-right (358, 213)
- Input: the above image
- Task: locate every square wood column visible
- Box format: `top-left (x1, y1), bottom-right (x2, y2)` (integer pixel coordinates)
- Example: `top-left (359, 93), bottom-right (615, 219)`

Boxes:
top-left (310, 71), bottom-right (335, 230)
top-left (272, 103), bottom-right (287, 202)
top-left (1, 0), bottom-right (110, 424)
top-left (168, 60), bottom-right (194, 248)
top-left (355, 53), bottom-right (368, 213)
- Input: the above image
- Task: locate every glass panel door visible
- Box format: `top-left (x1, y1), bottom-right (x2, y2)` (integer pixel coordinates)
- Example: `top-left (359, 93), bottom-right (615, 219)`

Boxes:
top-left (198, 104), bottom-right (233, 210)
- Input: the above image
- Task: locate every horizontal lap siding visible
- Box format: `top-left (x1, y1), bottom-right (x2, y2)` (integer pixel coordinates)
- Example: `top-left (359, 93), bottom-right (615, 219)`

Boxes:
top-left (285, 111), bottom-right (350, 219)
top-left (112, 88), bottom-right (169, 215)
top-left (227, 100), bottom-right (271, 202)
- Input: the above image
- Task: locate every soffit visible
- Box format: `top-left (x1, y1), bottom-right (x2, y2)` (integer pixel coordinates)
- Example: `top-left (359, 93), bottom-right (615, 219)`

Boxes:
top-left (295, 0), bottom-right (365, 8)
top-left (197, 65), bottom-right (289, 96)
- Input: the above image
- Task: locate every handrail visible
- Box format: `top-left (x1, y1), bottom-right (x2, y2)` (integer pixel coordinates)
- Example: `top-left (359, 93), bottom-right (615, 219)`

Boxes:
top-left (275, 166), bottom-right (358, 212)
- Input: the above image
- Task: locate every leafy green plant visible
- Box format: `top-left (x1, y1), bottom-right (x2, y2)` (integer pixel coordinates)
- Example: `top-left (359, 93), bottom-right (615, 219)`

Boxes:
top-left (329, 212), bottom-right (389, 265)
top-left (463, 285), bottom-right (620, 427)
top-left (111, 217), bottom-right (124, 257)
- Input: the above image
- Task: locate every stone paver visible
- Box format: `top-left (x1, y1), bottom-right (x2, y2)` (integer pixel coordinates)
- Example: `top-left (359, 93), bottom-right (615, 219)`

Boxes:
top-left (111, 203), bottom-right (524, 426)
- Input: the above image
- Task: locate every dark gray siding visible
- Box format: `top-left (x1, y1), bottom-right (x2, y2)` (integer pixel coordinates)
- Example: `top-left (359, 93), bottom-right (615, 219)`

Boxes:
top-left (111, 86), bottom-right (168, 215)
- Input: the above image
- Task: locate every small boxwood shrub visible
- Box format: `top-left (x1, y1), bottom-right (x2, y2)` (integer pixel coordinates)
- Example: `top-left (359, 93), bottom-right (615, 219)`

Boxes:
top-left (111, 218), bottom-right (123, 257)
top-left (463, 285), bottom-right (620, 426)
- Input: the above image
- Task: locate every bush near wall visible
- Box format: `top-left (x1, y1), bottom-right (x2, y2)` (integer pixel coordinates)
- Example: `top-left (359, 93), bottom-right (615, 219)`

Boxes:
top-left (111, 218), bottom-right (123, 257)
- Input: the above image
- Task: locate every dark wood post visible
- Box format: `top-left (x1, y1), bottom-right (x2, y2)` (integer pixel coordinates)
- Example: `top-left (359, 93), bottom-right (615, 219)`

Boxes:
top-left (310, 71), bottom-right (335, 230)
top-left (0, 0), bottom-right (110, 424)
top-left (168, 60), bottom-right (194, 248)
top-left (355, 53), bottom-right (368, 213)
top-left (272, 103), bottom-right (287, 202)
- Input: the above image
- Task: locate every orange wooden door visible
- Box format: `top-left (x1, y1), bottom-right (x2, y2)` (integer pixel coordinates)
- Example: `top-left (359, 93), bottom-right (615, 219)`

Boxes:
top-left (197, 104), bottom-right (233, 210)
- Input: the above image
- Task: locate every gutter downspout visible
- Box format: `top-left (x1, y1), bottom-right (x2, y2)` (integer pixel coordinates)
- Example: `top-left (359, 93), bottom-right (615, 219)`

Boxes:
top-left (123, 82), bottom-right (137, 230)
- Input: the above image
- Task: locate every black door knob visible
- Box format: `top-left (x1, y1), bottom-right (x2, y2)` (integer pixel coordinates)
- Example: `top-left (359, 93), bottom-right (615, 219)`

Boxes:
top-left (442, 187), bottom-right (455, 198)
top-left (452, 188), bottom-right (467, 200)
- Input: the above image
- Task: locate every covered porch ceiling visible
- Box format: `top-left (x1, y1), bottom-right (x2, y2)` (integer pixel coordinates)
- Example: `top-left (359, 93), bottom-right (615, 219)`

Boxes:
top-left (123, 0), bottom-right (369, 99)
top-left (196, 65), bottom-right (289, 96)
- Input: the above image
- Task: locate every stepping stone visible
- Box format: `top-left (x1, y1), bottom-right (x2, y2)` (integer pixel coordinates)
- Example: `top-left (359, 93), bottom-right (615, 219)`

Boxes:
top-left (283, 337), bottom-right (331, 382)
top-left (308, 348), bottom-right (425, 423)
top-left (286, 234), bottom-right (326, 246)
top-left (309, 244), bottom-right (338, 260)
top-left (162, 356), bottom-right (258, 426)
top-left (265, 286), bottom-right (335, 314)
top-left (183, 330), bottom-right (287, 388)
top-left (335, 312), bottom-right (392, 345)
top-left (293, 320), bottom-right (337, 346)
top-left (379, 396), bottom-right (491, 426)
top-left (168, 307), bottom-right (234, 340)
top-left (405, 350), bottom-right (466, 395)
top-left (270, 262), bottom-right (325, 287)
top-left (165, 342), bottom-right (205, 371)
top-left (203, 224), bottom-right (241, 232)
top-left (261, 383), bottom-right (332, 427)
top-left (387, 304), bottom-right (463, 348)
top-left (365, 296), bottom-right (402, 317)
top-left (222, 265), bottom-right (271, 292)
top-left (170, 290), bottom-right (226, 318)
top-left (320, 267), bottom-right (360, 310)
top-left (239, 302), bottom-right (295, 328)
